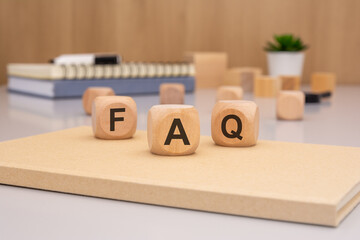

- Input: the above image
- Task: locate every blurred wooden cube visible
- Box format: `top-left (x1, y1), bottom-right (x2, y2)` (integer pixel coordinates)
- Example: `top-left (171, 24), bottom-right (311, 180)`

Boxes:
top-left (222, 67), bottom-right (262, 92)
top-left (184, 52), bottom-right (228, 89)
top-left (311, 72), bottom-right (336, 93)
top-left (254, 75), bottom-right (281, 97)
top-left (277, 91), bottom-right (305, 120)
top-left (239, 67), bottom-right (262, 92)
top-left (222, 68), bottom-right (242, 86)
top-left (159, 83), bottom-right (185, 104)
top-left (82, 87), bottom-right (115, 115)
top-left (279, 75), bottom-right (301, 90)
top-left (216, 86), bottom-right (243, 101)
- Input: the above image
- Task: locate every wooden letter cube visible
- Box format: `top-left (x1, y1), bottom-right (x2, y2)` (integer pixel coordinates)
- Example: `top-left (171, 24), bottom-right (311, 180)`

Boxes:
top-left (147, 105), bottom-right (200, 156)
top-left (159, 83), bottom-right (185, 104)
top-left (254, 75), bottom-right (281, 97)
top-left (279, 75), bottom-right (301, 90)
top-left (216, 86), bottom-right (243, 101)
top-left (311, 72), bottom-right (336, 93)
top-left (211, 100), bottom-right (259, 147)
top-left (82, 87), bottom-right (115, 115)
top-left (277, 91), bottom-right (305, 120)
top-left (92, 96), bottom-right (137, 139)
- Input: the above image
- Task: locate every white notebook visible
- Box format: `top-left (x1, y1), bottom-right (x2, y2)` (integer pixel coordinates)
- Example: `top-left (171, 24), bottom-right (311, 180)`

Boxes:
top-left (7, 62), bottom-right (195, 80)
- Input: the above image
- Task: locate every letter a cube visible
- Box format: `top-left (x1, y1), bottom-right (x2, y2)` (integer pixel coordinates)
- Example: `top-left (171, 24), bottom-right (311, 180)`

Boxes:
top-left (211, 100), bottom-right (259, 147)
top-left (147, 105), bottom-right (200, 156)
top-left (92, 96), bottom-right (137, 139)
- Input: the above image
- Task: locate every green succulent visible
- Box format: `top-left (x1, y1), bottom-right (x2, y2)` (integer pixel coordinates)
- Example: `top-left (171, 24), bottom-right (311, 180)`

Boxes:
top-left (264, 34), bottom-right (308, 52)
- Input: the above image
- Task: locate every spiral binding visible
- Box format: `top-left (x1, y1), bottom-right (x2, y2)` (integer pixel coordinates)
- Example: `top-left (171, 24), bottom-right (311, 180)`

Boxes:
top-left (60, 62), bottom-right (195, 80)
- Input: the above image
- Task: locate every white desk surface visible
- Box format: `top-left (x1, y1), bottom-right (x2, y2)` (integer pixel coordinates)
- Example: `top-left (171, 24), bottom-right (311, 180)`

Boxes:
top-left (1, 85), bottom-right (360, 239)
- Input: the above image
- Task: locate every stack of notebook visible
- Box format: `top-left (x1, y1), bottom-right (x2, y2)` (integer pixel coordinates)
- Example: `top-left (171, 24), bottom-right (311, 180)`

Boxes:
top-left (7, 61), bottom-right (195, 98)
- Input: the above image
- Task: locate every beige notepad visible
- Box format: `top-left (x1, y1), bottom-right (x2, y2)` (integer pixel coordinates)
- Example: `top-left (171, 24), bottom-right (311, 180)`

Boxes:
top-left (0, 127), bottom-right (359, 227)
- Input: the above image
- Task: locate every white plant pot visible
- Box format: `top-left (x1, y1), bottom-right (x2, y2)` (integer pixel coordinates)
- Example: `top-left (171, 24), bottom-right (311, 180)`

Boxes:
top-left (267, 52), bottom-right (305, 77)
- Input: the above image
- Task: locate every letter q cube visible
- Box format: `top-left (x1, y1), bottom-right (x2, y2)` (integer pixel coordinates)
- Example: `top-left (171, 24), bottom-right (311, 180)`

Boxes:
top-left (92, 96), bottom-right (137, 139)
top-left (211, 100), bottom-right (259, 147)
top-left (147, 105), bottom-right (200, 156)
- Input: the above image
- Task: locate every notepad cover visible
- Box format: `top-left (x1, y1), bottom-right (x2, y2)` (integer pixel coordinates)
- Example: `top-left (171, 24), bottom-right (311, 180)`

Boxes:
top-left (0, 127), bottom-right (359, 226)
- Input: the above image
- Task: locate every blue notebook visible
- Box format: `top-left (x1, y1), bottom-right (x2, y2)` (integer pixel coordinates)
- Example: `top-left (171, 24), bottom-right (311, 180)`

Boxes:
top-left (8, 76), bottom-right (195, 98)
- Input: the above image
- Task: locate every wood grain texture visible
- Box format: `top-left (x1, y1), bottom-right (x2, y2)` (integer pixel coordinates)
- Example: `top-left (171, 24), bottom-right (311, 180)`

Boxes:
top-left (1, 0), bottom-right (359, 85)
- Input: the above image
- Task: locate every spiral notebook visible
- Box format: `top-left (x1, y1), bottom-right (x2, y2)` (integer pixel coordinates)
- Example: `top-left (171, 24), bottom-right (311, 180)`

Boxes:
top-left (7, 62), bottom-right (196, 98)
top-left (7, 62), bottom-right (195, 80)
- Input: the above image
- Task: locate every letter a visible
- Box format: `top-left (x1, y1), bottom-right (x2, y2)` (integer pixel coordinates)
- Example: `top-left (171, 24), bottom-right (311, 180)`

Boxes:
top-left (164, 118), bottom-right (190, 145)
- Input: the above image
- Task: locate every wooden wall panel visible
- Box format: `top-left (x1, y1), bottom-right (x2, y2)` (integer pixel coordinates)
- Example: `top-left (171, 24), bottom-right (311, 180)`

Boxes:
top-left (0, 0), bottom-right (359, 85)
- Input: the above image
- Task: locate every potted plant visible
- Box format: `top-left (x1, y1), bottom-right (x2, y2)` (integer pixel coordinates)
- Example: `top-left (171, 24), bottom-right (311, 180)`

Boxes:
top-left (264, 34), bottom-right (308, 77)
